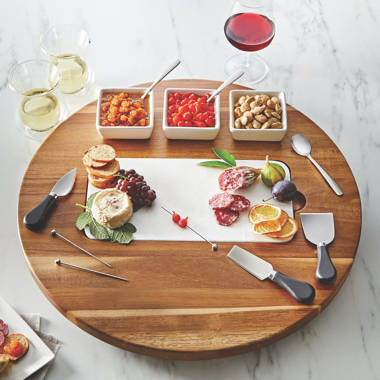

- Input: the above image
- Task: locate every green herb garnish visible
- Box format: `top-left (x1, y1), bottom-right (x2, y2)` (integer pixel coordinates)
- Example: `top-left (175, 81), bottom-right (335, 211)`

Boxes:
top-left (75, 192), bottom-right (136, 245)
top-left (198, 148), bottom-right (236, 168)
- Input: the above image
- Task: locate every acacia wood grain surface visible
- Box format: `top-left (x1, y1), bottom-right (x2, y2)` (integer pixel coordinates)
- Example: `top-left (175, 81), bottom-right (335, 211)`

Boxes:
top-left (17, 79), bottom-right (361, 360)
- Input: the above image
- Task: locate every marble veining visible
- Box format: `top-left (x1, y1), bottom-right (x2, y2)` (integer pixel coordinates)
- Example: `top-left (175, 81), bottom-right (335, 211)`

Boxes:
top-left (0, 0), bottom-right (379, 379)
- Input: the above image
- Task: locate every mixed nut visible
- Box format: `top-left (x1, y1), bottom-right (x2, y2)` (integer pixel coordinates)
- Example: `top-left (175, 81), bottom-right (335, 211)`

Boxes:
top-left (233, 94), bottom-right (283, 130)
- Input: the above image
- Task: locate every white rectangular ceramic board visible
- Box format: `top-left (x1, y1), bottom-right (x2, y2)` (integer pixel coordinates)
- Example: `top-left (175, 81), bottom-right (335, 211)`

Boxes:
top-left (0, 297), bottom-right (55, 380)
top-left (85, 158), bottom-right (293, 243)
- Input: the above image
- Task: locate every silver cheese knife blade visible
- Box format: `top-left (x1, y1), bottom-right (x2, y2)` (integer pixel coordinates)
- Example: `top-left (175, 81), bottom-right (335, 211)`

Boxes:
top-left (227, 245), bottom-right (315, 304)
top-left (301, 213), bottom-right (337, 284)
top-left (24, 168), bottom-right (77, 231)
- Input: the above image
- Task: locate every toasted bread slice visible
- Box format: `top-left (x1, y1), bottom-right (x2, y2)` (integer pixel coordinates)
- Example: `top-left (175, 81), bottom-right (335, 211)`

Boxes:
top-left (88, 174), bottom-right (116, 189)
top-left (86, 159), bottom-right (120, 179)
top-left (88, 144), bottom-right (116, 163)
top-left (83, 152), bottom-right (108, 169)
top-left (3, 334), bottom-right (29, 361)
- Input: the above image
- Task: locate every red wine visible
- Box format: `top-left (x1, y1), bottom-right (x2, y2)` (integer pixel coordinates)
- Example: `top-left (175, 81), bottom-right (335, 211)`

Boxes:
top-left (224, 12), bottom-right (275, 52)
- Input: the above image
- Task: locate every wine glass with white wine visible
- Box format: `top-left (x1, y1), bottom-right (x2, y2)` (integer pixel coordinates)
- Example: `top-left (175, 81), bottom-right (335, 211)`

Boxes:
top-left (40, 25), bottom-right (93, 95)
top-left (8, 59), bottom-right (63, 138)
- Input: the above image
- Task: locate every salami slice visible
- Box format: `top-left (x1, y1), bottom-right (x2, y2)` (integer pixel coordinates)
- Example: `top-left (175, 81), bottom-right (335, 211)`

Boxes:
top-left (0, 331), bottom-right (4, 346)
top-left (218, 166), bottom-right (260, 191)
top-left (214, 208), bottom-right (239, 226)
top-left (230, 195), bottom-right (251, 212)
top-left (0, 320), bottom-right (8, 336)
top-left (208, 193), bottom-right (234, 210)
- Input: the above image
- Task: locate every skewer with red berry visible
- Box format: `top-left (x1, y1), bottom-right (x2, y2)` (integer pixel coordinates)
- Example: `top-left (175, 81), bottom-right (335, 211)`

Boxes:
top-left (161, 206), bottom-right (218, 251)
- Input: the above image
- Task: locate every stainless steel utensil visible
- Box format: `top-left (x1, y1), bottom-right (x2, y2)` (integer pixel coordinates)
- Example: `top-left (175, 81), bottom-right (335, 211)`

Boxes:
top-left (141, 58), bottom-right (181, 100)
top-left (206, 70), bottom-right (244, 103)
top-left (51, 229), bottom-right (112, 268)
top-left (161, 206), bottom-right (217, 251)
top-left (291, 134), bottom-right (343, 196)
top-left (301, 213), bottom-right (337, 284)
top-left (55, 259), bottom-right (129, 282)
top-left (24, 168), bottom-right (77, 230)
top-left (227, 245), bottom-right (315, 304)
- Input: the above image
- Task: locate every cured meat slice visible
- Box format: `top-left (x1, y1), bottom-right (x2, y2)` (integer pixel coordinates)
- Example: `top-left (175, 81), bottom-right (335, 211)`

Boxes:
top-left (230, 195), bottom-right (251, 212)
top-left (208, 193), bottom-right (234, 210)
top-left (0, 331), bottom-right (4, 346)
top-left (0, 320), bottom-right (8, 336)
top-left (214, 208), bottom-right (239, 226)
top-left (218, 166), bottom-right (260, 191)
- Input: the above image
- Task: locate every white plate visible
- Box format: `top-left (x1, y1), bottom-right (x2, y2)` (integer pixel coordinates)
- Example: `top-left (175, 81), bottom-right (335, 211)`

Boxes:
top-left (0, 297), bottom-right (55, 380)
top-left (85, 158), bottom-right (294, 243)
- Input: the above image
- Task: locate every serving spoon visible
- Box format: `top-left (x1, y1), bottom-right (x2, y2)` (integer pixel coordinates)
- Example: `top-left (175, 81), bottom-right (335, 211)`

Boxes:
top-left (206, 70), bottom-right (244, 103)
top-left (291, 134), bottom-right (343, 196)
top-left (141, 58), bottom-right (181, 100)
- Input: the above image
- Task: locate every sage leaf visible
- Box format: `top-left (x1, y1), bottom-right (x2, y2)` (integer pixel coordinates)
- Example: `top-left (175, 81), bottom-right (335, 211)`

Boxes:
top-left (198, 160), bottom-right (233, 169)
top-left (75, 212), bottom-right (92, 230)
top-left (88, 219), bottom-right (110, 240)
top-left (86, 192), bottom-right (99, 209)
top-left (212, 148), bottom-right (236, 166)
top-left (109, 223), bottom-right (136, 244)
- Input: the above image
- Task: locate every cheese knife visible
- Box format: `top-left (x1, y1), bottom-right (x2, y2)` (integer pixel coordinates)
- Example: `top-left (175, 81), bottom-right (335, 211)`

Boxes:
top-left (300, 213), bottom-right (337, 284)
top-left (227, 245), bottom-right (315, 304)
top-left (24, 168), bottom-right (77, 231)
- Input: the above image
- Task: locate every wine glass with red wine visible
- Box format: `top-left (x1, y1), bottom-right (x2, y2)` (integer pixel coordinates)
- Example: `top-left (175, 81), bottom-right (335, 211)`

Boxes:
top-left (224, 0), bottom-right (275, 83)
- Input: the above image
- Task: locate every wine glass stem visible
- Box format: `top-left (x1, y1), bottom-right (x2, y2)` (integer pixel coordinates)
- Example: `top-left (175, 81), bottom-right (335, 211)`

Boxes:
top-left (245, 52), bottom-right (250, 67)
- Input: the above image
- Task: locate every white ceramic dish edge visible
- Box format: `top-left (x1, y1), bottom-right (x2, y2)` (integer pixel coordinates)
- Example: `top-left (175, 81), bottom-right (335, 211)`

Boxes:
top-left (229, 90), bottom-right (287, 141)
top-left (96, 87), bottom-right (154, 139)
top-left (162, 88), bottom-right (220, 140)
top-left (0, 296), bottom-right (55, 380)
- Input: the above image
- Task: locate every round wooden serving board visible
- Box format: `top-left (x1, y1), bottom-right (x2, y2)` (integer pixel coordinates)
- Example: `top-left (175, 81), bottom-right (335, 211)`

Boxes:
top-left (18, 79), bottom-right (361, 360)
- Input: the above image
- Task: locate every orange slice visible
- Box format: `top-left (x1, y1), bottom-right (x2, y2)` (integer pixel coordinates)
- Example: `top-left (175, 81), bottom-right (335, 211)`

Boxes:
top-left (266, 217), bottom-right (298, 239)
top-left (248, 203), bottom-right (283, 225)
top-left (252, 210), bottom-right (288, 234)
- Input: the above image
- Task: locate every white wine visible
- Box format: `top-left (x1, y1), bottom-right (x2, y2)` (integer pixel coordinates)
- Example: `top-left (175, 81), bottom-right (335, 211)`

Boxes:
top-left (53, 54), bottom-right (88, 94)
top-left (19, 88), bottom-right (60, 131)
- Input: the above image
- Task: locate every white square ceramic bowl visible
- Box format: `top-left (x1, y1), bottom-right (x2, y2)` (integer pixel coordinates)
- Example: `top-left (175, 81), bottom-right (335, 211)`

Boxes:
top-left (229, 90), bottom-right (287, 141)
top-left (162, 88), bottom-right (220, 140)
top-left (96, 87), bottom-right (154, 139)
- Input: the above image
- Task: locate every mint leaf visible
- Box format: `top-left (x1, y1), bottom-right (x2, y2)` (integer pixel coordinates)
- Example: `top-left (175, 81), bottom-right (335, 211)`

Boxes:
top-left (109, 223), bottom-right (136, 244)
top-left (76, 212), bottom-right (92, 230)
top-left (88, 218), bottom-right (110, 240)
top-left (212, 148), bottom-right (236, 166)
top-left (198, 160), bottom-right (233, 169)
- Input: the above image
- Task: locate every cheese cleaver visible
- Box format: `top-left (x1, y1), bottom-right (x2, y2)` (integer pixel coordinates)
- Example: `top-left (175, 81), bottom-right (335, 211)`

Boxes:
top-left (227, 245), bottom-right (315, 304)
top-left (300, 213), bottom-right (337, 284)
top-left (24, 168), bottom-right (77, 231)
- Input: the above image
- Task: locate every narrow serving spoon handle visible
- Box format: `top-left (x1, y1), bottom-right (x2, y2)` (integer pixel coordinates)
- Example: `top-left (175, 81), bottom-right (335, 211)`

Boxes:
top-left (206, 70), bottom-right (244, 103)
top-left (307, 154), bottom-right (343, 196)
top-left (141, 59), bottom-right (181, 99)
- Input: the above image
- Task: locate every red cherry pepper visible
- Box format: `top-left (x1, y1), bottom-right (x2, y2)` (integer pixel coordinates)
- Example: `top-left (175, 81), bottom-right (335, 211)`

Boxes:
top-left (172, 212), bottom-right (180, 223)
top-left (178, 217), bottom-right (188, 228)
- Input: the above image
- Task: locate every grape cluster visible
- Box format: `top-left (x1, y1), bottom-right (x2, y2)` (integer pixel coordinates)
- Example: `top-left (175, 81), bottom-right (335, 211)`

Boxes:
top-left (116, 169), bottom-right (156, 211)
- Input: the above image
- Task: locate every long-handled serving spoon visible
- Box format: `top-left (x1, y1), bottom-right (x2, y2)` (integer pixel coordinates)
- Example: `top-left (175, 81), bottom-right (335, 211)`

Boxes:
top-left (291, 134), bottom-right (343, 196)
top-left (206, 70), bottom-right (244, 104)
top-left (141, 58), bottom-right (181, 100)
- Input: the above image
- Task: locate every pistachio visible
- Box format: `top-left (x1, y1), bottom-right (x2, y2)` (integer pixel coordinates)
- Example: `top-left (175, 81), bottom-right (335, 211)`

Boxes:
top-left (241, 115), bottom-right (248, 126)
top-left (264, 109), bottom-right (272, 118)
top-left (240, 102), bottom-right (250, 112)
top-left (253, 120), bottom-right (262, 129)
top-left (272, 122), bottom-right (283, 129)
top-left (261, 121), bottom-right (271, 129)
top-left (238, 96), bottom-right (246, 105)
top-left (272, 111), bottom-right (282, 119)
top-left (234, 108), bottom-right (242, 118)
top-left (255, 114), bottom-right (267, 123)
top-left (266, 99), bottom-right (275, 109)
top-left (245, 122), bottom-right (253, 129)
top-left (252, 105), bottom-right (265, 115)
top-left (234, 118), bottom-right (242, 129)
top-left (243, 111), bottom-right (253, 121)
top-left (271, 96), bottom-right (280, 104)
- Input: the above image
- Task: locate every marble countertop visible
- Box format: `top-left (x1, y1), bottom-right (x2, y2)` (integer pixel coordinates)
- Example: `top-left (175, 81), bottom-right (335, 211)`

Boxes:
top-left (1, 0), bottom-right (379, 379)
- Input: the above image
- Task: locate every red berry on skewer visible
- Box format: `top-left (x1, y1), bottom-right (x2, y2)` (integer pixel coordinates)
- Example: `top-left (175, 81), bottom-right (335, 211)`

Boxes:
top-left (178, 217), bottom-right (188, 228)
top-left (172, 212), bottom-right (181, 223)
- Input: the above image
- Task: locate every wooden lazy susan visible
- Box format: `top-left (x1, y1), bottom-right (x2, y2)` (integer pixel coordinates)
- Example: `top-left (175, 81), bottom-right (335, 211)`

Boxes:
top-left (18, 79), bottom-right (361, 360)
